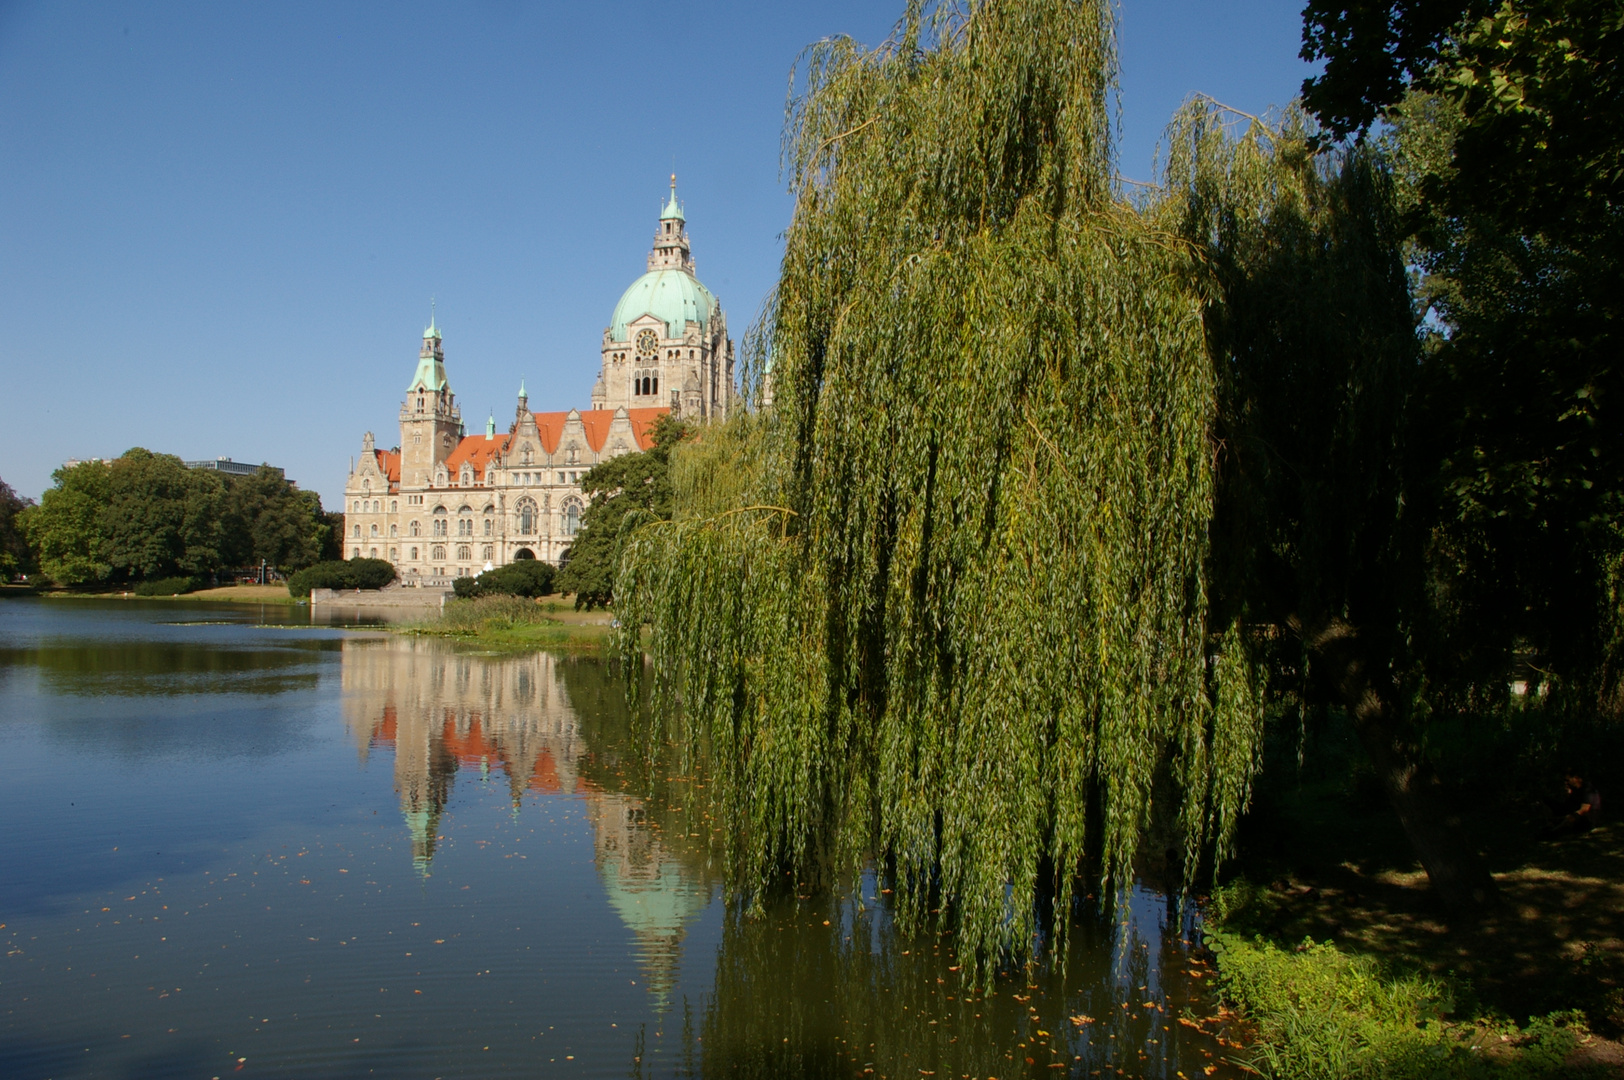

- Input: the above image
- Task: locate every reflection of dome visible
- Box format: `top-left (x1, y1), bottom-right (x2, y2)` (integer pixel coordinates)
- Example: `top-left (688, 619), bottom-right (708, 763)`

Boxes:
top-left (609, 270), bottom-right (716, 341)
top-left (599, 856), bottom-right (711, 1009)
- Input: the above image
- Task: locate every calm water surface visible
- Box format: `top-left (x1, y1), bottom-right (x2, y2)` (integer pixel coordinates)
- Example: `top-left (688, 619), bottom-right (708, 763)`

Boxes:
top-left (0, 599), bottom-right (1241, 1079)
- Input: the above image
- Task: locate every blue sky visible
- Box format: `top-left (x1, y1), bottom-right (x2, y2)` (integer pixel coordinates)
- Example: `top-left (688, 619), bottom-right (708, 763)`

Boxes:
top-left (0, 1), bottom-right (1313, 507)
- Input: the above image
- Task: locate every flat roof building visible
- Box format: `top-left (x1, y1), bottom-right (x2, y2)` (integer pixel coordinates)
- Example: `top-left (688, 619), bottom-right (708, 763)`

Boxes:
top-left (185, 458), bottom-right (284, 479)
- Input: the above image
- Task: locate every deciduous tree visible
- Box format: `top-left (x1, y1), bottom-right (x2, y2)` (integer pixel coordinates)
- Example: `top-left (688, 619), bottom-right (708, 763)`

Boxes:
top-left (21, 460), bottom-right (113, 585)
top-left (0, 478), bottom-right (33, 579)
top-left (557, 415), bottom-right (687, 609)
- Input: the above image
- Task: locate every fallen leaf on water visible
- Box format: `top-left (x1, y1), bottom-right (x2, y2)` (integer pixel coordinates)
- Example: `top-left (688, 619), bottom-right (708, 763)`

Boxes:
top-left (1070, 1015), bottom-right (1094, 1026)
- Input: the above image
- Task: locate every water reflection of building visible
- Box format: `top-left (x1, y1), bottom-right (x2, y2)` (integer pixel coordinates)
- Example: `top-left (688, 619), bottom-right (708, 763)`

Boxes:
top-left (340, 637), bottom-right (710, 1004)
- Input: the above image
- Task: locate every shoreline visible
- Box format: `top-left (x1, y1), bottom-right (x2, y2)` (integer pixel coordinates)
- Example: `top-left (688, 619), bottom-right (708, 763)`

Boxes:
top-left (15, 584), bottom-right (305, 605)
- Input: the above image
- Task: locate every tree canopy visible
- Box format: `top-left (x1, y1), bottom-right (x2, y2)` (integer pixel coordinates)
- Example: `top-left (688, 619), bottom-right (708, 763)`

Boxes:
top-left (1303, 0), bottom-right (1624, 711)
top-left (21, 450), bottom-right (336, 586)
top-left (557, 415), bottom-right (688, 609)
top-left (0, 479), bottom-right (34, 579)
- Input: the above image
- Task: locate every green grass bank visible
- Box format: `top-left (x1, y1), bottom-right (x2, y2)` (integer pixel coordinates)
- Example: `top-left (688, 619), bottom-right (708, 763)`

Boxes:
top-left (399, 594), bottom-right (611, 652)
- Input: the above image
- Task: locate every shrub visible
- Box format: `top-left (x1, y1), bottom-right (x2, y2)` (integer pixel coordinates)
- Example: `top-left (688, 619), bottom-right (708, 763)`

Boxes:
top-left (459, 560), bottom-right (555, 599)
top-left (1208, 931), bottom-right (1584, 1079)
top-left (436, 594), bottom-right (556, 632)
top-left (132, 576), bottom-right (202, 596)
top-left (286, 558), bottom-right (396, 598)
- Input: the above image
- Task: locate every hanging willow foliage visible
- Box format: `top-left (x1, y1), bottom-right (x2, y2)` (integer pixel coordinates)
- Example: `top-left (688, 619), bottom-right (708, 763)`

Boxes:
top-left (613, 0), bottom-right (1267, 974)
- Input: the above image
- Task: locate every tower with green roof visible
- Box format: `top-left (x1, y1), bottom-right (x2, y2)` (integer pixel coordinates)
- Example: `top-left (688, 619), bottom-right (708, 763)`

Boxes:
top-left (399, 315), bottom-right (464, 489)
top-left (593, 175), bottom-right (736, 419)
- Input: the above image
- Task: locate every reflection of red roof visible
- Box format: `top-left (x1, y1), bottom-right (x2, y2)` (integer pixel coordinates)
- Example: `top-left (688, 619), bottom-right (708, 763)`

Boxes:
top-left (368, 707), bottom-right (600, 798)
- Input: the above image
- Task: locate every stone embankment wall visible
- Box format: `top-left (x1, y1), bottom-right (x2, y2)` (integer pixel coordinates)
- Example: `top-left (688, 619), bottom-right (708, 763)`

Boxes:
top-left (310, 588), bottom-right (453, 609)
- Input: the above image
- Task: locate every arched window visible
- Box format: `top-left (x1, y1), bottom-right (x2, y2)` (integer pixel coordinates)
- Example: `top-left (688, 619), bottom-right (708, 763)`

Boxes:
top-left (370, 524), bottom-right (379, 537)
top-left (517, 498), bottom-right (537, 536)
top-left (389, 524), bottom-right (397, 538)
top-left (431, 545), bottom-right (445, 561)
top-left (389, 547), bottom-right (397, 561)
top-left (373, 500), bottom-right (380, 513)
top-left (352, 547), bottom-right (360, 558)
top-left (410, 547), bottom-right (418, 561)
top-left (369, 547), bottom-right (378, 558)
top-left (457, 545), bottom-right (471, 561)
top-left (409, 520), bottom-right (420, 537)
top-left (565, 502), bottom-right (581, 537)
top-left (391, 500), bottom-right (398, 513)
top-left (352, 524), bottom-right (361, 538)
top-left (482, 545), bottom-right (492, 561)
top-left (433, 507), bottom-right (448, 537)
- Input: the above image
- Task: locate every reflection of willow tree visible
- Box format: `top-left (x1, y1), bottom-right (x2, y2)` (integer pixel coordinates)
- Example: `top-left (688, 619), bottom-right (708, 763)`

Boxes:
top-left (657, 887), bottom-right (1226, 1080)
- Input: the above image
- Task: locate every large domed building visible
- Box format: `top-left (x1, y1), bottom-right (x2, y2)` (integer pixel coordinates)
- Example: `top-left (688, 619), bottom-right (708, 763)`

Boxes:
top-left (341, 180), bottom-right (736, 582)
top-left (593, 178), bottom-right (735, 419)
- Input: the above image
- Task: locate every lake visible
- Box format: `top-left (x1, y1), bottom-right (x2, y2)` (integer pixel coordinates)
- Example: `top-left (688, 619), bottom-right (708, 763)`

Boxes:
top-left (0, 598), bottom-right (1240, 1079)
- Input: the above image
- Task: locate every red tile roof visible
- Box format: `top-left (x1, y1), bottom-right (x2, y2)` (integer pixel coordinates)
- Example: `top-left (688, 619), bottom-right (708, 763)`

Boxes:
top-left (444, 433), bottom-right (511, 479)
top-left (430, 408), bottom-right (669, 486)
top-left (374, 450), bottom-right (401, 484)
top-left (530, 408), bottom-right (668, 454)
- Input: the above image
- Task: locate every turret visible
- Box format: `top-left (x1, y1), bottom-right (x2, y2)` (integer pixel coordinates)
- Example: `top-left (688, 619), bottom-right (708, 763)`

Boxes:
top-left (648, 175), bottom-right (694, 274)
top-left (399, 314), bottom-right (464, 487)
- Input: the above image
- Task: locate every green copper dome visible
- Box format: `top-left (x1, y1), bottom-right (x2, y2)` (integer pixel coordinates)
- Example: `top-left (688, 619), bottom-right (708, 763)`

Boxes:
top-left (609, 269), bottom-right (716, 342)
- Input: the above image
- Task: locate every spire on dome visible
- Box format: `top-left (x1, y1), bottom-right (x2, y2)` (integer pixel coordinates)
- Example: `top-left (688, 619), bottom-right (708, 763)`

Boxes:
top-left (518, 379), bottom-right (528, 401)
top-left (425, 298), bottom-right (440, 340)
top-left (660, 174), bottom-right (684, 222)
top-left (486, 411), bottom-right (496, 439)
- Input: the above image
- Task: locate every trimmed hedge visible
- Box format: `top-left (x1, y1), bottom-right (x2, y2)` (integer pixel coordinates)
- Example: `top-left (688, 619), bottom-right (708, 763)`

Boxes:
top-left (452, 560), bottom-right (556, 600)
top-left (133, 576), bottom-right (202, 596)
top-left (286, 558), bottom-right (396, 598)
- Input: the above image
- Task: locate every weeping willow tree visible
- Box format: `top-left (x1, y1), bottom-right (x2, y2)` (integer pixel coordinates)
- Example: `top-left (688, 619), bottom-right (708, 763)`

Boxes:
top-left (616, 0), bottom-right (1465, 975)
top-left (612, 0), bottom-right (1273, 975)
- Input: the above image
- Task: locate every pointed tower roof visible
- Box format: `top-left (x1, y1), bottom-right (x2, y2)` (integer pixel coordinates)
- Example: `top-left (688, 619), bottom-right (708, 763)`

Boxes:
top-left (407, 319), bottom-right (449, 393)
top-left (659, 174), bottom-right (684, 221)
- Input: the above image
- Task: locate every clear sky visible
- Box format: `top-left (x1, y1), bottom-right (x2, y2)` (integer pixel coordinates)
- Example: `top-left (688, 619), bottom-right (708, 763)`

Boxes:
top-left (0, 1), bottom-right (1313, 507)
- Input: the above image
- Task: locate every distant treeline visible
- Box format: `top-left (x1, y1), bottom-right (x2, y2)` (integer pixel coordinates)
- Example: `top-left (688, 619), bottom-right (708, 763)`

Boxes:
top-left (0, 450), bottom-right (341, 587)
